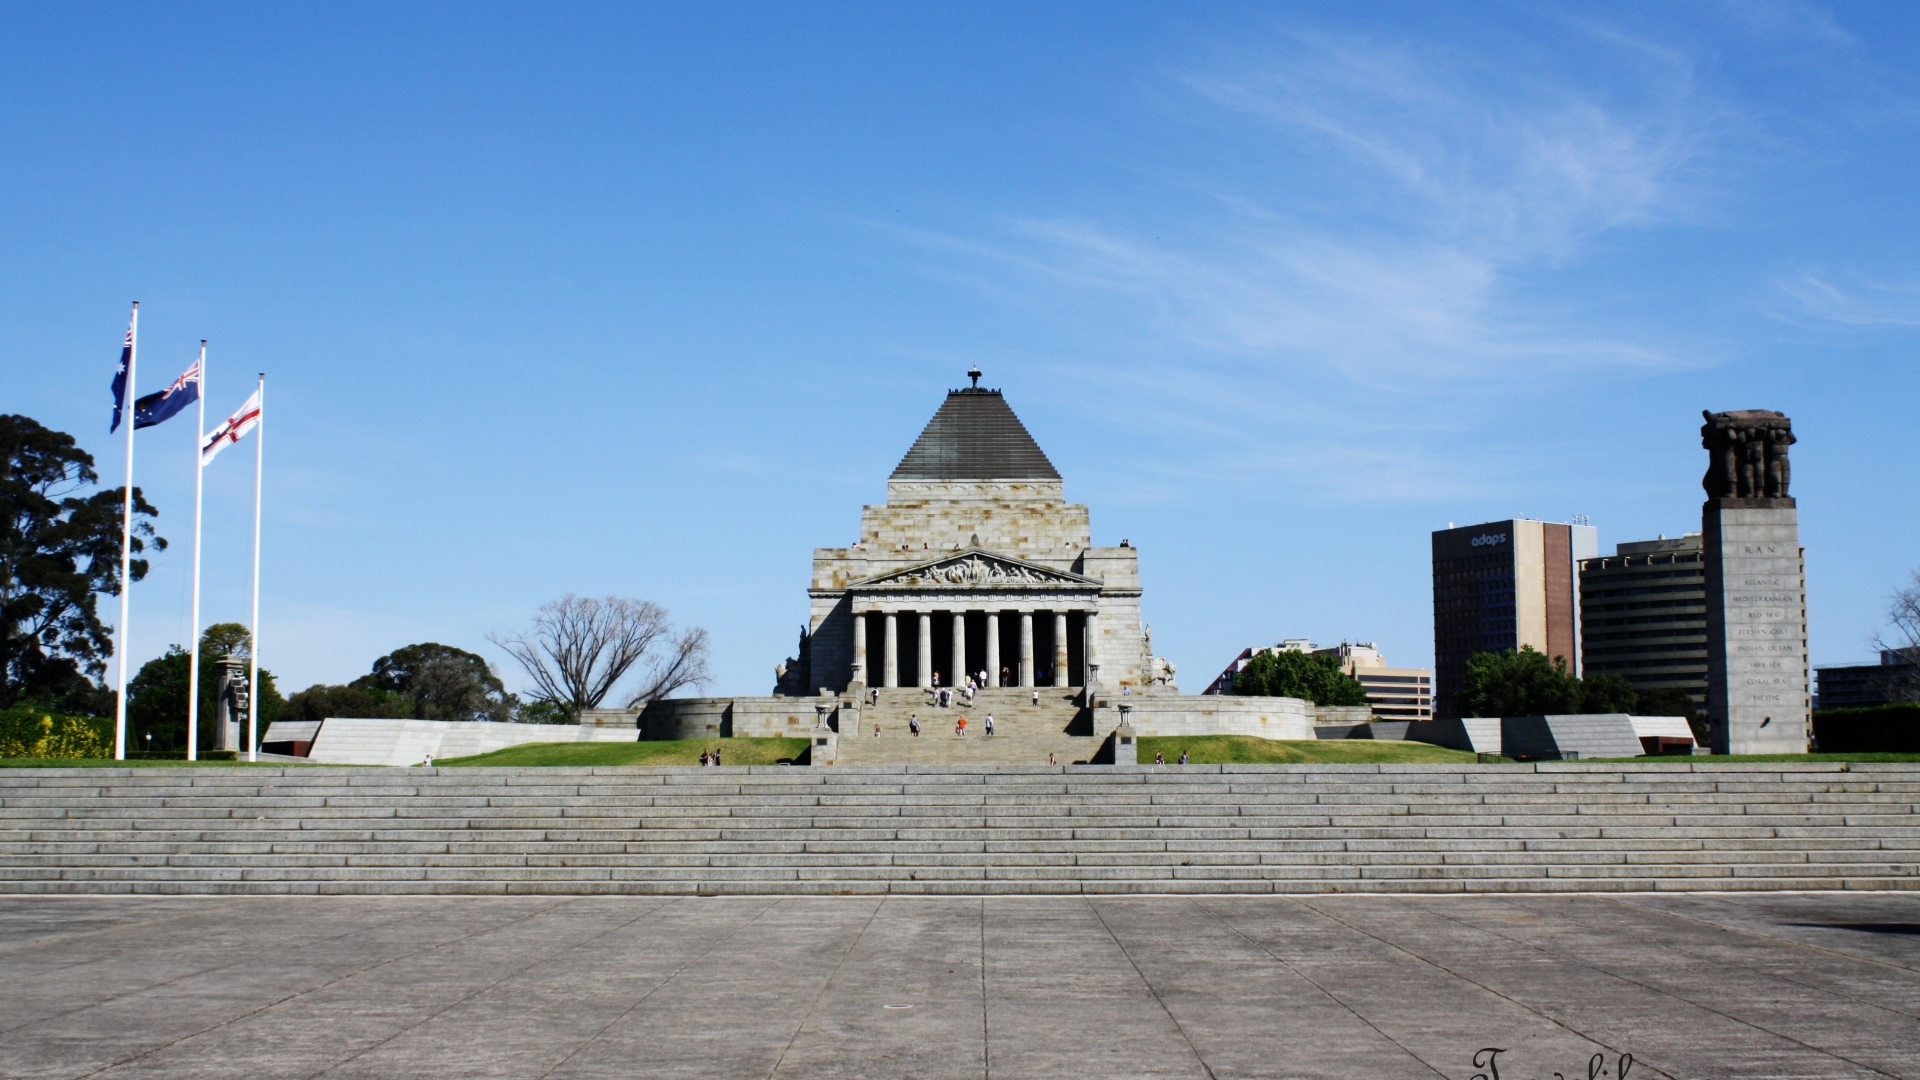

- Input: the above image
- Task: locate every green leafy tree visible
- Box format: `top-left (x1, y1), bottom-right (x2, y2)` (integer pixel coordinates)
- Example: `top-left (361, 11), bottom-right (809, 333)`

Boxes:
top-left (1454, 646), bottom-right (1646, 717)
top-left (351, 642), bottom-right (509, 722)
top-left (1231, 649), bottom-right (1370, 706)
top-left (513, 698), bottom-right (573, 725)
top-left (1455, 646), bottom-right (1577, 716)
top-left (279, 683), bottom-right (414, 726)
top-left (1579, 673), bottom-right (1639, 714)
top-left (1, 415), bottom-right (165, 710)
top-left (124, 624), bottom-right (285, 751)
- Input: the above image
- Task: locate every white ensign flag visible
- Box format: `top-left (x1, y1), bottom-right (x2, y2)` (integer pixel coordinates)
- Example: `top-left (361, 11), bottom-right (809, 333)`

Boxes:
top-left (201, 387), bottom-right (261, 465)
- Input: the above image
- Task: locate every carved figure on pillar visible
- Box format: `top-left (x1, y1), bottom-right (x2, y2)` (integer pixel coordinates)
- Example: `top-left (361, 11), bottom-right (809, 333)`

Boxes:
top-left (1700, 410), bottom-right (1793, 503)
top-left (1766, 426), bottom-right (1795, 497)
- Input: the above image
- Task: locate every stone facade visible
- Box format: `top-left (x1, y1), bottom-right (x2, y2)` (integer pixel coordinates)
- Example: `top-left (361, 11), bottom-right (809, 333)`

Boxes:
top-left (799, 384), bottom-right (1156, 696)
top-left (638, 373), bottom-right (1313, 758)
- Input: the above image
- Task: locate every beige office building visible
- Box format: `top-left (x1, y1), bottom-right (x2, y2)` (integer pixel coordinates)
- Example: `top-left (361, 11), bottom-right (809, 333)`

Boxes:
top-left (1204, 640), bottom-right (1432, 719)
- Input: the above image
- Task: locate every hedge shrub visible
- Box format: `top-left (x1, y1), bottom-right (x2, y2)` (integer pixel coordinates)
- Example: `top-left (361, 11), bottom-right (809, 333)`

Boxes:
top-left (1812, 703), bottom-right (1920, 753)
top-left (0, 708), bottom-right (112, 759)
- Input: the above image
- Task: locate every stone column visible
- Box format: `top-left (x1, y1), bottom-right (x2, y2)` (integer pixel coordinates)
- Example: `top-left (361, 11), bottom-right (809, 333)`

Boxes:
top-left (985, 613), bottom-right (1001, 687)
top-left (1053, 611), bottom-right (1070, 687)
top-left (951, 611), bottom-right (967, 690)
top-left (1085, 609), bottom-right (1099, 687)
top-left (883, 612), bottom-right (898, 689)
top-left (1019, 611), bottom-right (1035, 688)
top-left (850, 610), bottom-right (867, 688)
top-left (1706, 500), bottom-right (1808, 753)
top-left (918, 611), bottom-right (934, 689)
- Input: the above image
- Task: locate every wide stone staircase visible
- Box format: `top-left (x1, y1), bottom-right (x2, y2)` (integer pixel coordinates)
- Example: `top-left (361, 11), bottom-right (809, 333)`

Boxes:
top-left (1, 763), bottom-right (1916, 895)
top-left (833, 687), bottom-right (1101, 765)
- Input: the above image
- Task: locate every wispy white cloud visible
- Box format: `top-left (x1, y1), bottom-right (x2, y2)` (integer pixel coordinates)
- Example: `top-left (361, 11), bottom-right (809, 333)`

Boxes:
top-left (1776, 268), bottom-right (1920, 327)
top-left (878, 19), bottom-right (1764, 501)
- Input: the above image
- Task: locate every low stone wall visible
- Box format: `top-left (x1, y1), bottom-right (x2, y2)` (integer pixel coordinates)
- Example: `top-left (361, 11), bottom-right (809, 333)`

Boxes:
top-left (306, 718), bottom-right (635, 766)
top-left (1314, 705), bottom-right (1373, 727)
top-left (1120, 694), bottom-right (1314, 740)
top-left (1405, 715), bottom-right (1694, 758)
top-left (639, 697), bottom-right (830, 741)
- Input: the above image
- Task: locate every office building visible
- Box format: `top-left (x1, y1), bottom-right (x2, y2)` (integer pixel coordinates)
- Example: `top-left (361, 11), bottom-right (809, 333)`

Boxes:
top-left (1579, 534), bottom-right (1709, 710)
top-left (1432, 519), bottom-right (1598, 718)
top-left (1204, 640), bottom-right (1432, 718)
top-left (1316, 642), bottom-right (1433, 719)
top-left (1815, 649), bottom-right (1919, 711)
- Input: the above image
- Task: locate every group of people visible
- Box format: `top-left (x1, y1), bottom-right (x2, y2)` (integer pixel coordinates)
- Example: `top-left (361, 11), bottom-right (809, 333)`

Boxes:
top-left (893, 712), bottom-right (993, 738)
top-left (1150, 750), bottom-right (1191, 765)
top-left (698, 748), bottom-right (724, 766)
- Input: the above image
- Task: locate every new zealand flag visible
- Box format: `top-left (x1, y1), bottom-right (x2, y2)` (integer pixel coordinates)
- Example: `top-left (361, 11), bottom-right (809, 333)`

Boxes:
top-left (133, 362), bottom-right (200, 429)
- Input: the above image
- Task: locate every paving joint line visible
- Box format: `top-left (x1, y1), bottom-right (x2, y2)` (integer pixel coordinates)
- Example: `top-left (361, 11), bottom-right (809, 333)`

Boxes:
top-left (1188, 897), bottom-right (1449, 1079)
top-left (302, 897), bottom-right (686, 1080)
top-left (68, 896), bottom-right (590, 1080)
top-left (533, 897), bottom-right (784, 1080)
top-left (765, 896), bottom-right (887, 1079)
top-left (6, 896), bottom-right (523, 1042)
top-left (1600, 893), bottom-right (1920, 975)
top-left (1083, 897), bottom-right (1219, 1080)
top-left (1412, 897), bottom-right (1903, 1080)
top-left (1581, 896), bottom-right (1920, 1021)
top-left (1283, 897), bottom-right (1675, 1079)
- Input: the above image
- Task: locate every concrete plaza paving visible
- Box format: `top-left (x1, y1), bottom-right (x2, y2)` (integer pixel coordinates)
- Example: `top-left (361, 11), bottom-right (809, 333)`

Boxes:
top-left (0, 892), bottom-right (1916, 1079)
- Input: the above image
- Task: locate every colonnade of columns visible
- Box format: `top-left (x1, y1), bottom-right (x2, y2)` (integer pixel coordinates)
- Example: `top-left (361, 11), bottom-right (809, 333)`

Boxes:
top-left (849, 607), bottom-right (1098, 690)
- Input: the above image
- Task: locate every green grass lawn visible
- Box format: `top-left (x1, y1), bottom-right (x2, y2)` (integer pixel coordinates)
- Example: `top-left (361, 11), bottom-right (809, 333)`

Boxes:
top-left (1136, 736), bottom-right (1479, 765)
top-left (434, 738), bottom-right (812, 767)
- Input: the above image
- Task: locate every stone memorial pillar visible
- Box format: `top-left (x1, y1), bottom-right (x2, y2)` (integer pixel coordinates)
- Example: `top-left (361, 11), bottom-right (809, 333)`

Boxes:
top-left (985, 613), bottom-right (1001, 687)
top-left (1700, 410), bottom-right (1809, 754)
top-left (214, 654), bottom-right (245, 753)
top-left (918, 611), bottom-right (933, 689)
top-left (1019, 611), bottom-right (1035, 687)
top-left (1052, 611), bottom-right (1070, 687)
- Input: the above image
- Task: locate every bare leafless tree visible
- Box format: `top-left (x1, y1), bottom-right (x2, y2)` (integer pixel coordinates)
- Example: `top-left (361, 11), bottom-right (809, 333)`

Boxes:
top-left (1871, 570), bottom-right (1920, 703)
top-left (488, 595), bottom-right (711, 718)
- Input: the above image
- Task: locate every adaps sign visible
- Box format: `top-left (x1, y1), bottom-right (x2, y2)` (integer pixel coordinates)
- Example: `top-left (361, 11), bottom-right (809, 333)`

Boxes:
top-left (1434, 523), bottom-right (1514, 561)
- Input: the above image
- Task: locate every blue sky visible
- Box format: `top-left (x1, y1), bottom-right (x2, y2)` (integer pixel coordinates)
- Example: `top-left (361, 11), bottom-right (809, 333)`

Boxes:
top-left (5, 1), bottom-right (1918, 700)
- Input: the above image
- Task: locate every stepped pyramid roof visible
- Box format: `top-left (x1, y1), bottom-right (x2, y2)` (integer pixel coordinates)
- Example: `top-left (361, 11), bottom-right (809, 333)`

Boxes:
top-left (891, 372), bottom-right (1061, 480)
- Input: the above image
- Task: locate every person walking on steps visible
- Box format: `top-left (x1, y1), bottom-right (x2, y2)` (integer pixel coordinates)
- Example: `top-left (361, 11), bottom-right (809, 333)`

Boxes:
top-left (874, 724), bottom-right (881, 738)
top-left (870, 686), bottom-right (879, 706)
top-left (1031, 689), bottom-right (1040, 707)
top-left (984, 713), bottom-right (995, 737)
top-left (956, 716), bottom-right (967, 737)
top-left (910, 714), bottom-right (920, 737)
top-left (1048, 752), bottom-right (1058, 766)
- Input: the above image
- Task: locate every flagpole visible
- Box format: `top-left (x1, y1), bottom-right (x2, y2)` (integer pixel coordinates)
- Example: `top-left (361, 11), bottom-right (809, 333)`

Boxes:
top-left (185, 342), bottom-right (207, 762)
top-left (246, 373), bottom-right (264, 763)
top-left (113, 302), bottom-right (139, 761)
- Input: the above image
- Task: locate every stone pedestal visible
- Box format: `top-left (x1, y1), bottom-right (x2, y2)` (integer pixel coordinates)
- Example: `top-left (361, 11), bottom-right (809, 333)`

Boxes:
top-left (1704, 499), bottom-right (1809, 754)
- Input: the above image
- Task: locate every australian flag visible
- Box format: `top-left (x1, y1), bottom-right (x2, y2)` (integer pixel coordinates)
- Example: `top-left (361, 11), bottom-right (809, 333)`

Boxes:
top-left (132, 361), bottom-right (200, 429)
top-left (109, 320), bottom-right (133, 433)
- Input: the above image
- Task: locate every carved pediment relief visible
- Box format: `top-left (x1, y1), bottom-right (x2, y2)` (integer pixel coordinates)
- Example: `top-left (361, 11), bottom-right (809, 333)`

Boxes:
top-left (852, 547), bottom-right (1100, 589)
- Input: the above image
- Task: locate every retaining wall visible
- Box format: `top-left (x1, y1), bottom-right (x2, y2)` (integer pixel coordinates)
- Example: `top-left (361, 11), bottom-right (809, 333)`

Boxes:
top-left (307, 718), bottom-right (634, 766)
